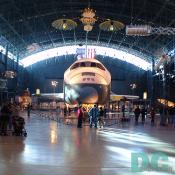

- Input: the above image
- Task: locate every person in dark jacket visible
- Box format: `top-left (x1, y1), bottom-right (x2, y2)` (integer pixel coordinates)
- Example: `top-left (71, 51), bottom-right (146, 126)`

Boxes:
top-left (122, 105), bottom-right (125, 118)
top-left (150, 107), bottom-right (155, 126)
top-left (98, 107), bottom-right (104, 128)
top-left (134, 106), bottom-right (140, 125)
top-left (77, 105), bottom-right (84, 128)
top-left (89, 104), bottom-right (99, 128)
top-left (27, 104), bottom-right (31, 117)
top-left (172, 106), bottom-right (175, 127)
top-left (0, 103), bottom-right (11, 135)
top-left (141, 106), bottom-right (146, 124)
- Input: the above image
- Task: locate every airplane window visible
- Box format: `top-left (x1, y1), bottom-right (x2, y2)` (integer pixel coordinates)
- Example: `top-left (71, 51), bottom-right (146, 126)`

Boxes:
top-left (70, 62), bottom-right (105, 70)
top-left (80, 62), bottom-right (86, 67)
top-left (70, 63), bottom-right (79, 70)
top-left (91, 62), bottom-right (96, 67)
top-left (85, 62), bottom-right (91, 67)
top-left (96, 63), bottom-right (105, 70)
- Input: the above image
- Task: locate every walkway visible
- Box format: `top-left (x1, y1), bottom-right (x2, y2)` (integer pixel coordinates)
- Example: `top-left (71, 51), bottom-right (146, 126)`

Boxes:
top-left (0, 112), bottom-right (175, 175)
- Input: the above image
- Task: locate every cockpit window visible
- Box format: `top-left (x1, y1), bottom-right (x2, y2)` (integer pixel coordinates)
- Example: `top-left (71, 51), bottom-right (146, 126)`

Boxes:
top-left (80, 62), bottom-right (86, 67)
top-left (70, 63), bottom-right (79, 70)
top-left (86, 62), bottom-right (91, 67)
top-left (70, 61), bottom-right (105, 70)
top-left (96, 63), bottom-right (105, 70)
top-left (91, 62), bottom-right (96, 67)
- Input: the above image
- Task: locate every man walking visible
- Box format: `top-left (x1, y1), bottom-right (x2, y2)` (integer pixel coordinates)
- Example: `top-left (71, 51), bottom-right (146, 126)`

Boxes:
top-left (134, 106), bottom-right (140, 125)
top-left (89, 104), bottom-right (99, 128)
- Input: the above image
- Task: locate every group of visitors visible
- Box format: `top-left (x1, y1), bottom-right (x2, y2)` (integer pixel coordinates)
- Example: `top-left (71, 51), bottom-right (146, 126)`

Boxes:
top-left (77, 104), bottom-right (105, 128)
top-left (134, 105), bottom-right (175, 126)
top-left (159, 105), bottom-right (175, 126)
top-left (134, 106), bottom-right (156, 125)
top-left (76, 103), bottom-right (175, 128)
top-left (0, 102), bottom-right (28, 136)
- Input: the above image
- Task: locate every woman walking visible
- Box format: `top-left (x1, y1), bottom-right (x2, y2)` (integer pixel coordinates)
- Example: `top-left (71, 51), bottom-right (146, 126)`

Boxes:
top-left (77, 105), bottom-right (84, 128)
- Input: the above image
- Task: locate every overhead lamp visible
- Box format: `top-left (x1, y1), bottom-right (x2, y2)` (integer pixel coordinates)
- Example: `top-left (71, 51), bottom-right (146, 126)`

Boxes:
top-left (62, 20), bottom-right (67, 30)
top-left (52, 19), bottom-right (77, 31)
top-left (109, 22), bottom-right (114, 31)
top-left (143, 92), bottom-right (147, 100)
top-left (99, 20), bottom-right (125, 32)
top-left (36, 88), bottom-right (40, 95)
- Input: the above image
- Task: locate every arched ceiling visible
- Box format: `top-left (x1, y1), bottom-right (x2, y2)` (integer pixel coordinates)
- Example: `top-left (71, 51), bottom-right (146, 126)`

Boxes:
top-left (0, 0), bottom-right (175, 61)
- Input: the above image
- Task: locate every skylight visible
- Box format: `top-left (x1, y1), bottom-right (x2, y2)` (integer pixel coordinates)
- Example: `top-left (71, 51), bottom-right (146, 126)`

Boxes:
top-left (20, 45), bottom-right (151, 70)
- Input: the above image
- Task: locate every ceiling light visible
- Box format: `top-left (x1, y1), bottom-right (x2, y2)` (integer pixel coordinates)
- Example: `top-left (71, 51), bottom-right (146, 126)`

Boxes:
top-left (62, 20), bottom-right (67, 30)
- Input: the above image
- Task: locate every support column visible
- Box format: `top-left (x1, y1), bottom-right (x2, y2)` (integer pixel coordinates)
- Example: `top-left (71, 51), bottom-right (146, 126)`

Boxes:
top-left (161, 62), bottom-right (168, 125)
top-left (5, 45), bottom-right (8, 71)
top-left (15, 53), bottom-right (19, 95)
top-left (4, 45), bottom-right (8, 102)
top-left (151, 58), bottom-right (156, 108)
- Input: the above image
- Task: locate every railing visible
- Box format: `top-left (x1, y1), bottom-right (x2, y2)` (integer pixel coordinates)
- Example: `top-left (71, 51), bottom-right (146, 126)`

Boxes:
top-left (36, 110), bottom-right (134, 127)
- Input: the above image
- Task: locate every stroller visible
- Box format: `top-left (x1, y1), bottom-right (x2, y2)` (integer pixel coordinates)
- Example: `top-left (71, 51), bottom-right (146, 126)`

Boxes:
top-left (12, 116), bottom-right (27, 137)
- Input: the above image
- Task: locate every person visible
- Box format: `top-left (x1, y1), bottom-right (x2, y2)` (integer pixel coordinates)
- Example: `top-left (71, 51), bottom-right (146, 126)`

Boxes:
top-left (159, 105), bottom-right (164, 125)
top-left (64, 106), bottom-right (67, 117)
top-left (68, 107), bottom-right (71, 116)
top-left (169, 106), bottom-right (175, 126)
top-left (9, 103), bottom-right (19, 130)
top-left (89, 104), bottom-right (99, 128)
top-left (0, 103), bottom-right (11, 135)
top-left (150, 107), bottom-right (155, 125)
top-left (141, 106), bottom-right (146, 124)
top-left (122, 104), bottom-right (125, 118)
top-left (27, 104), bottom-right (31, 117)
top-left (134, 106), bottom-right (140, 125)
top-left (160, 105), bottom-right (168, 126)
top-left (98, 107), bottom-right (104, 128)
top-left (104, 106), bottom-right (107, 118)
top-left (82, 108), bottom-right (88, 123)
top-left (77, 105), bottom-right (84, 128)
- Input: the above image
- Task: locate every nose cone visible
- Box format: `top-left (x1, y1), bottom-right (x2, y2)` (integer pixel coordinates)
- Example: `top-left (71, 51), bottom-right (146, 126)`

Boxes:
top-left (79, 86), bottom-right (98, 104)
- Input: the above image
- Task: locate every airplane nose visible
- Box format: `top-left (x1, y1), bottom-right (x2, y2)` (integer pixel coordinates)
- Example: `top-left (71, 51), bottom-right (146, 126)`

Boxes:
top-left (79, 86), bottom-right (98, 104)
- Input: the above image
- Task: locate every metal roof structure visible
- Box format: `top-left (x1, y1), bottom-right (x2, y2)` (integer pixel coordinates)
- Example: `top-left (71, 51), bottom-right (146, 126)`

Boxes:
top-left (0, 0), bottom-right (175, 62)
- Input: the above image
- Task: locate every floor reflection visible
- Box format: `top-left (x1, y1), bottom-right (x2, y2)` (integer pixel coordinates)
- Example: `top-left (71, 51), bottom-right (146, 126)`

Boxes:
top-left (0, 112), bottom-right (175, 175)
top-left (49, 123), bottom-right (58, 144)
top-left (98, 128), bottom-right (175, 174)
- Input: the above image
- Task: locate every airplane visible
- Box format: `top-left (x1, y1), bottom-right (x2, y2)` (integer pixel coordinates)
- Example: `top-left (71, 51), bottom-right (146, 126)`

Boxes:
top-left (31, 58), bottom-right (139, 105)
top-left (64, 58), bottom-right (111, 105)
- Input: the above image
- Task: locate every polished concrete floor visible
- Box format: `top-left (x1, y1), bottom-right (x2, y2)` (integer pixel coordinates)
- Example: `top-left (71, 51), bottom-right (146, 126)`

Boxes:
top-left (0, 112), bottom-right (175, 175)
